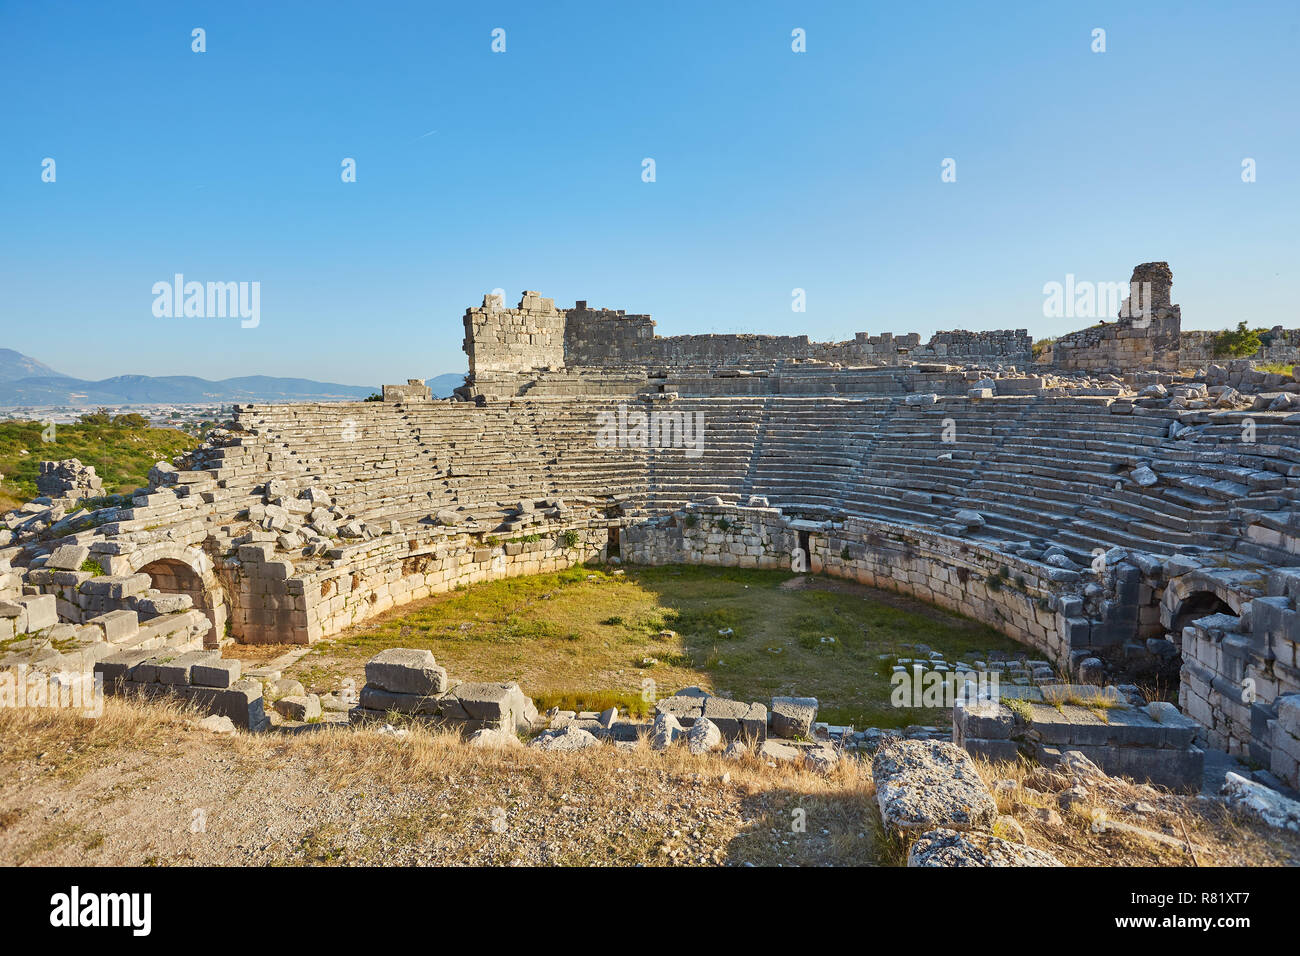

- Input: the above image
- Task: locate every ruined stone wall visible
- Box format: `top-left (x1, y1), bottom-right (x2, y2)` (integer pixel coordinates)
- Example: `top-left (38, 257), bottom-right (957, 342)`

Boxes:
top-left (231, 523), bottom-right (610, 644)
top-left (1180, 327), bottom-right (1300, 368)
top-left (1051, 262), bottom-right (1182, 372)
top-left (1172, 567), bottom-right (1300, 789)
top-left (465, 292), bottom-right (1031, 381)
top-left (463, 292), bottom-right (566, 374)
top-left (622, 502), bottom-right (1074, 666)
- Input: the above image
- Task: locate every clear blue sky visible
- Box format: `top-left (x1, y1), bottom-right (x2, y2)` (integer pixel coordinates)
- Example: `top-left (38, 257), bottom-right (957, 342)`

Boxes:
top-left (1, 0), bottom-right (1296, 386)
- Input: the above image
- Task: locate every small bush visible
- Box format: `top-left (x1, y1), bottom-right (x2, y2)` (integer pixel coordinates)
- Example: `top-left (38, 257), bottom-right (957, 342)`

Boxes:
top-left (1212, 322), bottom-right (1264, 358)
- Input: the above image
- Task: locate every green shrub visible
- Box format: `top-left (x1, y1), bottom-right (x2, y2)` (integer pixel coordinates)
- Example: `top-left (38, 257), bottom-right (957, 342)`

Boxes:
top-left (1212, 322), bottom-right (1264, 358)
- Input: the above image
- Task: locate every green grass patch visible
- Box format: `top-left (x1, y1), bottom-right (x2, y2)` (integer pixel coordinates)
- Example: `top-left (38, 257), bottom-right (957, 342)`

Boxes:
top-left (0, 420), bottom-right (196, 511)
top-left (286, 563), bottom-right (1026, 730)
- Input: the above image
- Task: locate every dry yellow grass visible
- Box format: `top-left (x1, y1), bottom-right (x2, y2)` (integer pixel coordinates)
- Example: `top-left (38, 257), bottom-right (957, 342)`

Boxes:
top-left (0, 696), bottom-right (878, 866)
top-left (972, 755), bottom-right (1300, 867)
top-left (3, 696), bottom-right (1296, 867)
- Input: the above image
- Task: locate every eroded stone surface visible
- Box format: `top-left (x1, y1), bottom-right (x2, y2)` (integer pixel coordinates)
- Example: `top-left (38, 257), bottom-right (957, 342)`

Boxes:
top-left (873, 738), bottom-right (998, 833)
top-left (907, 828), bottom-right (1063, 867)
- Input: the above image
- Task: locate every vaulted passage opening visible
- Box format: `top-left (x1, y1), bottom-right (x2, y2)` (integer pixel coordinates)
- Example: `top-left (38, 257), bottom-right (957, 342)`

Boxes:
top-left (138, 558), bottom-right (224, 646)
top-left (1171, 591), bottom-right (1237, 635)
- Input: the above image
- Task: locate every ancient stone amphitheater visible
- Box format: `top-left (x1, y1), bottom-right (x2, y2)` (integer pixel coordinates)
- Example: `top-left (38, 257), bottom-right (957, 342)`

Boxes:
top-left (4, 263), bottom-right (1300, 803)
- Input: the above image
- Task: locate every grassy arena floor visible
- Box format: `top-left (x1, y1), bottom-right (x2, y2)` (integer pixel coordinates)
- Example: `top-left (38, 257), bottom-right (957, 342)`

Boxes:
top-left (287, 564), bottom-right (1028, 728)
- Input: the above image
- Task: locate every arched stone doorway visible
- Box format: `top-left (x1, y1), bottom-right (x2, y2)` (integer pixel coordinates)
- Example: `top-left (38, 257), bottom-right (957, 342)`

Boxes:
top-left (129, 546), bottom-right (227, 647)
top-left (1170, 590), bottom-right (1237, 635)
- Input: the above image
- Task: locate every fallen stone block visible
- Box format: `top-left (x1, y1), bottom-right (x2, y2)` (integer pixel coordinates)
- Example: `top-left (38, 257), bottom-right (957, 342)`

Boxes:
top-left (701, 697), bottom-right (767, 741)
top-left (452, 681), bottom-right (534, 733)
top-left (88, 609), bottom-right (139, 643)
top-left (530, 726), bottom-right (600, 751)
top-left (1220, 772), bottom-right (1300, 832)
top-left (364, 648), bottom-right (447, 695)
top-left (872, 738), bottom-right (998, 834)
top-left (46, 544), bottom-right (91, 571)
top-left (187, 679), bottom-right (267, 731)
top-left (907, 828), bottom-right (1063, 867)
top-left (770, 696), bottom-right (819, 739)
top-left (274, 694), bottom-right (321, 721)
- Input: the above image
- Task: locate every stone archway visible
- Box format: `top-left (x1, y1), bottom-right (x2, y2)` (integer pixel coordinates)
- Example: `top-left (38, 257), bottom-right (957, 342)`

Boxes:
top-left (1161, 571), bottom-right (1246, 636)
top-left (128, 545), bottom-right (227, 647)
top-left (1170, 590), bottom-right (1237, 635)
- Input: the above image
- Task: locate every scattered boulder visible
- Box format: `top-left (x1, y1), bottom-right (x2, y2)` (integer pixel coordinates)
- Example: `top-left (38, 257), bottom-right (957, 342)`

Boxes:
top-left (468, 727), bottom-right (521, 748)
top-left (530, 726), bottom-right (599, 752)
top-left (686, 717), bottom-right (723, 754)
top-left (195, 714), bottom-right (236, 734)
top-left (1131, 465), bottom-right (1159, 487)
top-left (1221, 772), bottom-right (1300, 832)
top-left (803, 744), bottom-right (839, 774)
top-left (907, 828), bottom-right (1063, 867)
top-left (650, 712), bottom-right (683, 750)
top-left (872, 738), bottom-right (998, 833)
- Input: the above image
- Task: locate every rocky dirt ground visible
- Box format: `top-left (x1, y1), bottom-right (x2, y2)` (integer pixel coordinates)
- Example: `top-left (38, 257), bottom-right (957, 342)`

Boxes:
top-left (2, 696), bottom-right (1297, 867)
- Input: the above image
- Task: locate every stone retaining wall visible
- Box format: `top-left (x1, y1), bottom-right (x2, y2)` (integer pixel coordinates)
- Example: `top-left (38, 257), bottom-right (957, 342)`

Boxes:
top-left (1175, 566), bottom-right (1300, 788)
top-left (234, 523), bottom-right (611, 644)
top-left (623, 502), bottom-right (1076, 667)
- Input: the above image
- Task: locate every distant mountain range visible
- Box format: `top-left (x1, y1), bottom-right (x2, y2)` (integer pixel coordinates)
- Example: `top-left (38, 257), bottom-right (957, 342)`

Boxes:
top-left (0, 349), bottom-right (466, 405)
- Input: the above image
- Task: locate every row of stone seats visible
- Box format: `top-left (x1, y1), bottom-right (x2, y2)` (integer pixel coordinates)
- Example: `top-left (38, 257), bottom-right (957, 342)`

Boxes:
top-left (742, 398), bottom-right (892, 513)
top-left (217, 394), bottom-right (1300, 564)
top-left (644, 398), bottom-right (766, 510)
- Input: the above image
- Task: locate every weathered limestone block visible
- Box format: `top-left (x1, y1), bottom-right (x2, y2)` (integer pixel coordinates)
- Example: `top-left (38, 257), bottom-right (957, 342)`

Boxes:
top-left (452, 681), bottom-right (536, 733)
top-left (701, 697), bottom-right (767, 740)
top-left (364, 648), bottom-right (447, 695)
top-left (46, 544), bottom-right (91, 571)
top-left (192, 657), bottom-right (241, 688)
top-left (907, 828), bottom-right (1063, 867)
top-left (274, 693), bottom-right (322, 721)
top-left (872, 738), bottom-right (998, 833)
top-left (770, 696), bottom-right (819, 739)
top-left (16, 594), bottom-right (57, 632)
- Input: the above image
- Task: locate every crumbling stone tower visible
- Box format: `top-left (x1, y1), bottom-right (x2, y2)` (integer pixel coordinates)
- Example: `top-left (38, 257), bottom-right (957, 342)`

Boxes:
top-left (1052, 261), bottom-right (1182, 371)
